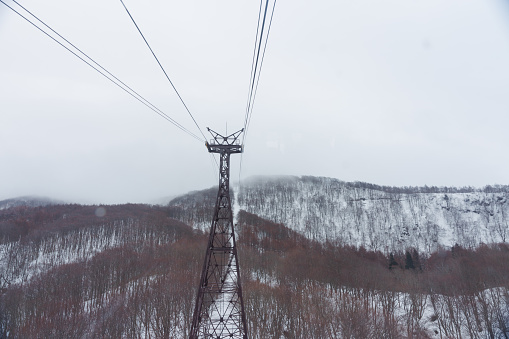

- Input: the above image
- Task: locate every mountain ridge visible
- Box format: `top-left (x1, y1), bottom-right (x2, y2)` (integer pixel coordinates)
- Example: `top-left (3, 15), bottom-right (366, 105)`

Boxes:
top-left (168, 175), bottom-right (509, 254)
top-left (0, 196), bottom-right (65, 210)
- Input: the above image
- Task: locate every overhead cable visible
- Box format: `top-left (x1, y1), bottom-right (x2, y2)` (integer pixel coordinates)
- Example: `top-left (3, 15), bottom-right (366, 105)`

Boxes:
top-left (243, 0), bottom-right (264, 130)
top-left (1, 0), bottom-right (203, 142)
top-left (244, 0), bottom-right (277, 144)
top-left (239, 0), bottom-right (277, 186)
top-left (243, 0), bottom-right (269, 139)
top-left (242, 0), bottom-right (277, 146)
top-left (119, 0), bottom-right (207, 142)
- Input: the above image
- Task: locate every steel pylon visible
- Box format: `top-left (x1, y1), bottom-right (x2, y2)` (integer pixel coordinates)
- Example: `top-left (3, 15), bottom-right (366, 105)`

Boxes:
top-left (190, 128), bottom-right (248, 339)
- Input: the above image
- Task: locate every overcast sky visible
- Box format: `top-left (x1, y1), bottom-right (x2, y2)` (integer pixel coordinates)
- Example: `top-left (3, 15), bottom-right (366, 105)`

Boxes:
top-left (1, 0), bottom-right (509, 204)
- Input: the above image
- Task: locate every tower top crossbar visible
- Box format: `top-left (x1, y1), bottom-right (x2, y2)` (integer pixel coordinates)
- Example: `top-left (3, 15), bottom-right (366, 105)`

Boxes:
top-left (205, 127), bottom-right (244, 154)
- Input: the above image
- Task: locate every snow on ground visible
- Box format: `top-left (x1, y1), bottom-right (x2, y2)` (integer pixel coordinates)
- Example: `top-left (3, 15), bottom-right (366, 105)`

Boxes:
top-left (235, 177), bottom-right (509, 254)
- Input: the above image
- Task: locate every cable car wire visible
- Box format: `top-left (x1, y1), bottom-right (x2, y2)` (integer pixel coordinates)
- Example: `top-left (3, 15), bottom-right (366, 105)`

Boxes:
top-left (243, 0), bottom-right (263, 136)
top-left (239, 0), bottom-right (277, 187)
top-left (243, 0), bottom-right (269, 141)
top-left (119, 0), bottom-right (207, 142)
top-left (244, 0), bottom-right (276, 144)
top-left (1, 0), bottom-right (203, 142)
top-left (119, 1), bottom-right (218, 176)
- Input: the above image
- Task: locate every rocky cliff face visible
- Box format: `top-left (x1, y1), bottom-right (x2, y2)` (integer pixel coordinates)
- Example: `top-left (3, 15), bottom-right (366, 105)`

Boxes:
top-left (169, 175), bottom-right (509, 253)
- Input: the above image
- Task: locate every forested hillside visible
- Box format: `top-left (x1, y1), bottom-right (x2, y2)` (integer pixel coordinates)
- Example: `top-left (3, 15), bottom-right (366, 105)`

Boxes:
top-left (0, 204), bottom-right (202, 337)
top-left (169, 176), bottom-right (509, 254)
top-left (1, 176), bottom-right (509, 337)
top-left (1, 204), bottom-right (509, 338)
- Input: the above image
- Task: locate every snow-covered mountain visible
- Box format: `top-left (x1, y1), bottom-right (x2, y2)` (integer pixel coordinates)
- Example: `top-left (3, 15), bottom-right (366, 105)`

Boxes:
top-left (0, 196), bottom-right (64, 210)
top-left (1, 183), bottom-right (508, 338)
top-left (169, 175), bottom-right (509, 253)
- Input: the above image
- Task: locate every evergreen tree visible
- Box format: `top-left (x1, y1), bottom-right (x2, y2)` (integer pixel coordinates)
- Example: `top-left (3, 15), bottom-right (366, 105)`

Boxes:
top-left (412, 248), bottom-right (422, 271)
top-left (389, 253), bottom-right (398, 270)
top-left (405, 251), bottom-right (415, 270)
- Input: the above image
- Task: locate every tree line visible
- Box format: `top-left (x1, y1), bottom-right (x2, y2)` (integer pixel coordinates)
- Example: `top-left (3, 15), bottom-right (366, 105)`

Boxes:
top-left (0, 205), bottom-right (508, 337)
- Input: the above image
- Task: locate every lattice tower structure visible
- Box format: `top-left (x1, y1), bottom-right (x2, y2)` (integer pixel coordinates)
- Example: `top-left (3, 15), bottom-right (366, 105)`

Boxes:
top-left (190, 128), bottom-right (248, 339)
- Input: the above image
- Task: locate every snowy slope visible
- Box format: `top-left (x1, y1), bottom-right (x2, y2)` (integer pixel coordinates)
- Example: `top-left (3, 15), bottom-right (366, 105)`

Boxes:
top-left (236, 176), bottom-right (509, 253)
top-left (170, 175), bottom-right (509, 254)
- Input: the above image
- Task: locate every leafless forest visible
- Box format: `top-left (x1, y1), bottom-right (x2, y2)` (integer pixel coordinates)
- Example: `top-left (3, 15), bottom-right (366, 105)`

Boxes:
top-left (1, 202), bottom-right (509, 338)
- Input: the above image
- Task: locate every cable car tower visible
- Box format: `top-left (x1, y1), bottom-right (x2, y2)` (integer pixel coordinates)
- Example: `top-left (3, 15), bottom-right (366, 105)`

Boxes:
top-left (190, 128), bottom-right (248, 339)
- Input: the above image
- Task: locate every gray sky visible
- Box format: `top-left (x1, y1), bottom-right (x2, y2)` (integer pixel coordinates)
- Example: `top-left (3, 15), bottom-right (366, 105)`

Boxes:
top-left (1, 0), bottom-right (509, 204)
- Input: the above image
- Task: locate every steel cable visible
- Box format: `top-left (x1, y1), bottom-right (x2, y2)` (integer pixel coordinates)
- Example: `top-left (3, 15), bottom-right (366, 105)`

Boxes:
top-left (239, 0), bottom-right (277, 187)
top-left (2, 0), bottom-right (203, 142)
top-left (244, 0), bottom-right (277, 143)
top-left (119, 0), bottom-right (207, 142)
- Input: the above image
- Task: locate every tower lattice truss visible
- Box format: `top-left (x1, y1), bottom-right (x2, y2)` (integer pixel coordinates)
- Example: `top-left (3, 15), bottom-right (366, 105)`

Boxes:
top-left (190, 128), bottom-right (248, 339)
